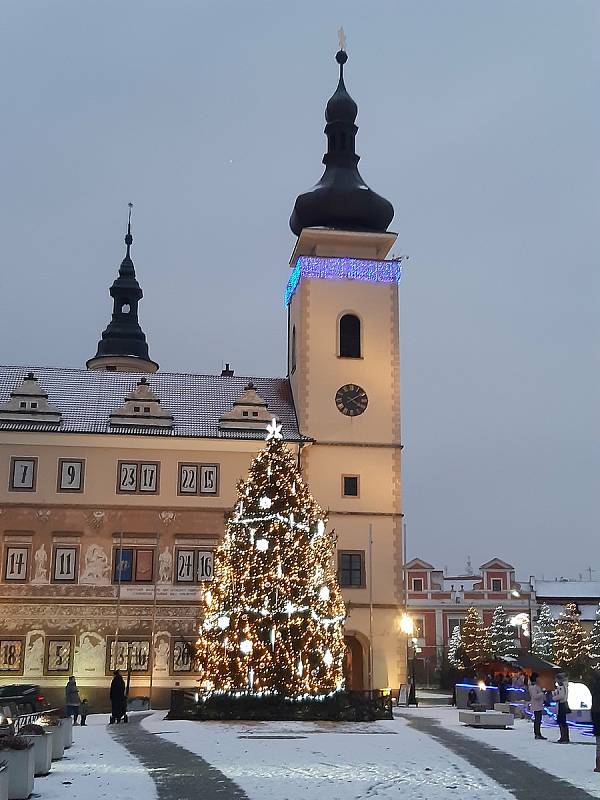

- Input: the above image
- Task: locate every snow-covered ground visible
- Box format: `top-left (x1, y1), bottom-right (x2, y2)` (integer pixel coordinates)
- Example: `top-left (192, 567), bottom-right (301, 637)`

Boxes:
top-left (32, 714), bottom-right (156, 800)
top-left (401, 705), bottom-right (600, 798)
top-left (142, 711), bottom-right (514, 800)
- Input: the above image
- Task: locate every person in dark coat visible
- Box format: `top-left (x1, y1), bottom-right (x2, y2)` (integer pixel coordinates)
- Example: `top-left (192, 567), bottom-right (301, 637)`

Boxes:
top-left (552, 673), bottom-right (570, 743)
top-left (65, 676), bottom-right (81, 724)
top-left (109, 669), bottom-right (126, 724)
top-left (590, 673), bottom-right (600, 772)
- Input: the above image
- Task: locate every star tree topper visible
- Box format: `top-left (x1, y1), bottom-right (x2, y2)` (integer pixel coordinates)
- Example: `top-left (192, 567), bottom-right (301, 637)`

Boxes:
top-left (266, 418), bottom-right (282, 440)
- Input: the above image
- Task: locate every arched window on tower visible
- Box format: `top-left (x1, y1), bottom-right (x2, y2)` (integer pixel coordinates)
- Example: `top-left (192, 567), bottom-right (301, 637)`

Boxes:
top-left (339, 314), bottom-right (361, 358)
top-left (291, 325), bottom-right (297, 373)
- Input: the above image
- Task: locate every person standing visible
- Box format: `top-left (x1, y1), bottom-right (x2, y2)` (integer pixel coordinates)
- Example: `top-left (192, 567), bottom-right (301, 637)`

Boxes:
top-left (79, 698), bottom-right (88, 726)
top-left (529, 672), bottom-right (546, 740)
top-left (65, 676), bottom-right (81, 724)
top-left (109, 669), bottom-right (126, 724)
top-left (553, 673), bottom-right (570, 743)
top-left (591, 672), bottom-right (600, 772)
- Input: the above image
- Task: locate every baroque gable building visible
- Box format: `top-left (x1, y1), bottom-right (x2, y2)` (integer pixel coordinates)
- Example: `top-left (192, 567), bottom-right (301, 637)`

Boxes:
top-left (0, 48), bottom-right (405, 707)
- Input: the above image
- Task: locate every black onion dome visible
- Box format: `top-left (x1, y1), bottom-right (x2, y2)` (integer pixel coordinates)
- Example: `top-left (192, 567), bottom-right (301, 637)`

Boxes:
top-left (325, 51), bottom-right (358, 123)
top-left (87, 209), bottom-right (158, 369)
top-left (290, 50), bottom-right (394, 236)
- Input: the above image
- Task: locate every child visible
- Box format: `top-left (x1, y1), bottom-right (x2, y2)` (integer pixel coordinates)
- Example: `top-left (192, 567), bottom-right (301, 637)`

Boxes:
top-left (79, 698), bottom-right (88, 727)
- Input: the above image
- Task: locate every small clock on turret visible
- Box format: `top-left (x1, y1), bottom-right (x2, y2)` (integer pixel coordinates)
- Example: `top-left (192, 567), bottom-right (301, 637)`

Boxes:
top-left (335, 384), bottom-right (368, 417)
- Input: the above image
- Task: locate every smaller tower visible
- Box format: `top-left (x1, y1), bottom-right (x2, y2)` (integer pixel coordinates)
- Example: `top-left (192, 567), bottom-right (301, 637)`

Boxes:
top-left (87, 205), bottom-right (158, 373)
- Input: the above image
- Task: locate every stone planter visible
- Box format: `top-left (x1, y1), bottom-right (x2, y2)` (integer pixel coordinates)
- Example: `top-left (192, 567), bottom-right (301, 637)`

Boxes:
top-left (62, 717), bottom-right (73, 749)
top-left (0, 764), bottom-right (8, 800)
top-left (2, 748), bottom-right (34, 800)
top-left (22, 735), bottom-right (52, 778)
top-left (48, 725), bottom-right (64, 761)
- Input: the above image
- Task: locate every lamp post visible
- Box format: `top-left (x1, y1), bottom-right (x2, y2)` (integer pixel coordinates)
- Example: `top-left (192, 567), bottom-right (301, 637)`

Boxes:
top-left (399, 614), bottom-right (418, 707)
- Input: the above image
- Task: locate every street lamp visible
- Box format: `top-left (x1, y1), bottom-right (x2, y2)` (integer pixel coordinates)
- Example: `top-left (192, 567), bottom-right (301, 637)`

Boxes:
top-left (399, 614), bottom-right (418, 707)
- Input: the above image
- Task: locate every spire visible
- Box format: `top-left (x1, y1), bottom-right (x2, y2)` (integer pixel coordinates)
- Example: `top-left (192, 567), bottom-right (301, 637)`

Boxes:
top-left (289, 44), bottom-right (394, 237)
top-left (86, 205), bottom-right (158, 373)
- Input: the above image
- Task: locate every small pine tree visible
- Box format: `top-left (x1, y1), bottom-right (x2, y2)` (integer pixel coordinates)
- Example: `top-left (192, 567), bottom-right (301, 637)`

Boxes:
top-left (488, 606), bottom-right (518, 659)
top-left (531, 604), bottom-right (555, 659)
top-left (553, 602), bottom-right (589, 678)
top-left (448, 625), bottom-right (464, 668)
top-left (587, 603), bottom-right (600, 671)
top-left (461, 607), bottom-right (487, 666)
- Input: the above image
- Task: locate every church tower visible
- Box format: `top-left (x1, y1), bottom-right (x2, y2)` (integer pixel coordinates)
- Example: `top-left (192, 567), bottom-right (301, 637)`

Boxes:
top-left (87, 206), bottom-right (158, 373)
top-left (287, 47), bottom-right (404, 690)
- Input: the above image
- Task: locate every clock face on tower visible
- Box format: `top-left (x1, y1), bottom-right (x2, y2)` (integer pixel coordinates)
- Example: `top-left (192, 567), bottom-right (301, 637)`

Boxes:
top-left (335, 384), bottom-right (368, 417)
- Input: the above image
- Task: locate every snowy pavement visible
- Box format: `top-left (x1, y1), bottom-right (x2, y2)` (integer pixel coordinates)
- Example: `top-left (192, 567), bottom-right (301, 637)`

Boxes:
top-left (141, 711), bottom-right (514, 800)
top-left (400, 705), bottom-right (600, 799)
top-left (32, 714), bottom-right (156, 800)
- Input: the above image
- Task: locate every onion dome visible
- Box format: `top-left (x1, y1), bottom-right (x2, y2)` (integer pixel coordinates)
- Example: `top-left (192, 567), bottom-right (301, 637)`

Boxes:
top-left (290, 50), bottom-right (394, 236)
top-left (87, 205), bottom-right (158, 373)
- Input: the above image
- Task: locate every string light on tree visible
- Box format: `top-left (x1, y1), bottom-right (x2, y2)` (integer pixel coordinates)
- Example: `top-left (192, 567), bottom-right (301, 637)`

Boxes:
top-left (531, 603), bottom-right (555, 659)
top-left (587, 603), bottom-right (600, 671)
top-left (488, 606), bottom-right (518, 659)
top-left (196, 418), bottom-right (346, 696)
top-left (553, 602), bottom-right (589, 676)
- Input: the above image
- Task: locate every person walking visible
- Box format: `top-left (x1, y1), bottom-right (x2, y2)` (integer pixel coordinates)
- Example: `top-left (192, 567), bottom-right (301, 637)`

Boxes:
top-left (65, 676), bottom-right (81, 724)
top-left (529, 672), bottom-right (546, 740)
top-left (109, 669), bottom-right (126, 724)
top-left (553, 673), bottom-right (570, 743)
top-left (591, 672), bottom-right (600, 772)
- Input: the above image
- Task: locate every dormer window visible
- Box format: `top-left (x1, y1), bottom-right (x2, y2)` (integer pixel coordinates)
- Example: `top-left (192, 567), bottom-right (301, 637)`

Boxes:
top-left (109, 379), bottom-right (173, 429)
top-left (412, 578), bottom-right (424, 592)
top-left (219, 382), bottom-right (276, 432)
top-left (491, 578), bottom-right (502, 592)
top-left (0, 372), bottom-right (62, 425)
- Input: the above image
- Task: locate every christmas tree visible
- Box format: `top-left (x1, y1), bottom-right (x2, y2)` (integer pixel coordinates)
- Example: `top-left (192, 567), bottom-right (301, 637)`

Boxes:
top-left (587, 603), bottom-right (600, 671)
top-left (488, 606), bottom-right (517, 660)
top-left (461, 607), bottom-right (487, 666)
top-left (448, 625), bottom-right (464, 668)
top-left (553, 602), bottom-right (589, 676)
top-left (531, 603), bottom-right (555, 659)
top-left (197, 419), bottom-right (346, 696)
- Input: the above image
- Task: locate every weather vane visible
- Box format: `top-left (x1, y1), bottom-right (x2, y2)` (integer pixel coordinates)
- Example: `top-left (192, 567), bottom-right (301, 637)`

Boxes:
top-left (338, 27), bottom-right (346, 52)
top-left (128, 202), bottom-right (133, 224)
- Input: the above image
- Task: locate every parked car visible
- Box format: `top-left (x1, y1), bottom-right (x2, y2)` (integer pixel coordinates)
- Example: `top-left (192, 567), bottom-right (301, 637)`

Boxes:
top-left (0, 685), bottom-right (47, 715)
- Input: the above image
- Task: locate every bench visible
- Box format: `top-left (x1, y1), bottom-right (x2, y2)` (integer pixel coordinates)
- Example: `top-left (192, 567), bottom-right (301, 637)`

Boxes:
top-left (459, 710), bottom-right (514, 728)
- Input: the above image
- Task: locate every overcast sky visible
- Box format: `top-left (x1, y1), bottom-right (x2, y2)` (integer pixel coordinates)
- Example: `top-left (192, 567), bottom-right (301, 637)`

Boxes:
top-left (0, 1), bottom-right (598, 580)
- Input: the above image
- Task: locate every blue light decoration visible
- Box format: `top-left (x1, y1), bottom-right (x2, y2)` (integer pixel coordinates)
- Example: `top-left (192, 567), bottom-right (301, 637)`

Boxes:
top-left (284, 256), bottom-right (402, 307)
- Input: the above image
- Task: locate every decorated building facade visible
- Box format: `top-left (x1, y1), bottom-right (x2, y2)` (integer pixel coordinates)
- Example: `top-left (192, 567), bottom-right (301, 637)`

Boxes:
top-left (0, 49), bottom-right (405, 707)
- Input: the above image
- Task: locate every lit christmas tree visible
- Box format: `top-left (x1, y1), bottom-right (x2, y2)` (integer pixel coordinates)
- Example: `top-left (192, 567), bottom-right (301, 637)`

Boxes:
top-left (197, 419), bottom-right (346, 696)
top-left (587, 603), bottom-right (600, 671)
top-left (553, 602), bottom-right (589, 676)
top-left (448, 625), bottom-right (464, 668)
top-left (488, 606), bottom-right (517, 660)
top-left (461, 607), bottom-right (487, 666)
top-left (531, 603), bottom-right (555, 659)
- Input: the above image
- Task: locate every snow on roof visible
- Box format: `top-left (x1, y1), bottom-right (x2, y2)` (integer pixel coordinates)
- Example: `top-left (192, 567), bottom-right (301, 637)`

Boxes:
top-left (535, 580), bottom-right (600, 599)
top-left (0, 365), bottom-right (302, 440)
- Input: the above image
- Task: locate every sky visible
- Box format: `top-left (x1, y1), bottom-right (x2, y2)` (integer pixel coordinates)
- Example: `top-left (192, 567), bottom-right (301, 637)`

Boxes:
top-left (0, 1), bottom-right (598, 580)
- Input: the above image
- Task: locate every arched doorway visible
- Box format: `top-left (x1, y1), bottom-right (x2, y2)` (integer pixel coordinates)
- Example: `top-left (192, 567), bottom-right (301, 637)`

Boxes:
top-left (344, 635), bottom-right (365, 690)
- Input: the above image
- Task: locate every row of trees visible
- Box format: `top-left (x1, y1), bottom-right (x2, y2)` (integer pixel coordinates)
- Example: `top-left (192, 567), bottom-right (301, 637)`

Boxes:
top-left (531, 602), bottom-right (600, 676)
top-left (448, 602), bottom-right (600, 679)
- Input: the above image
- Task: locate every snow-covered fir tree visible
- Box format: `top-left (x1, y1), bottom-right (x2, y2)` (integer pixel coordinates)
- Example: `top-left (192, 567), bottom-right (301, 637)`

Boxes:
top-left (553, 602), bottom-right (589, 676)
top-left (531, 603), bottom-right (555, 659)
top-left (197, 419), bottom-right (346, 696)
top-left (488, 605), bottom-right (517, 659)
top-left (587, 603), bottom-right (600, 671)
top-left (461, 607), bottom-right (487, 666)
top-left (448, 625), bottom-right (464, 668)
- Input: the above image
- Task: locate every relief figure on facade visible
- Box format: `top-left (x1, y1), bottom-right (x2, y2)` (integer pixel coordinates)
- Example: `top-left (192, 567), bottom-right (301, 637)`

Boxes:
top-left (80, 544), bottom-right (110, 585)
top-left (24, 630), bottom-right (45, 674)
top-left (75, 632), bottom-right (106, 674)
top-left (31, 545), bottom-right (48, 584)
top-left (154, 634), bottom-right (170, 673)
top-left (158, 546), bottom-right (173, 584)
